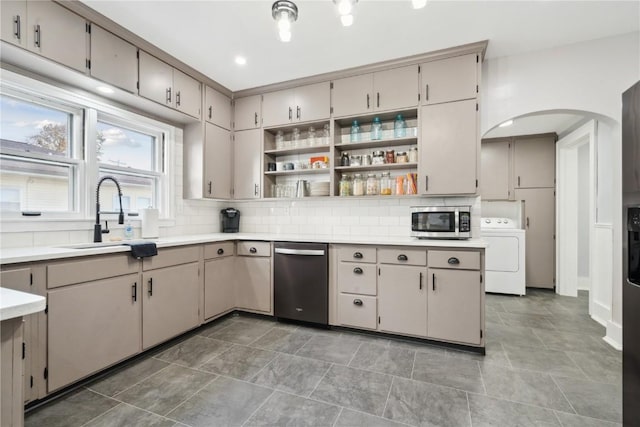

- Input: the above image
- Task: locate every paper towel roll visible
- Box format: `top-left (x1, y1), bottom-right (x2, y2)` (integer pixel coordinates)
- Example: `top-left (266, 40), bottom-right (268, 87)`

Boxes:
top-left (140, 208), bottom-right (159, 238)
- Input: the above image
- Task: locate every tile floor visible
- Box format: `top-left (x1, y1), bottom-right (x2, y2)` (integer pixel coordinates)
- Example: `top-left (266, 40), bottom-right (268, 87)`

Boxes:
top-left (27, 290), bottom-right (622, 427)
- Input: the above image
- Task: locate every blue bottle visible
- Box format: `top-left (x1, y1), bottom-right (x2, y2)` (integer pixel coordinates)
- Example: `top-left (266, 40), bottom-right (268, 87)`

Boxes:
top-left (371, 117), bottom-right (382, 140)
top-left (394, 114), bottom-right (406, 138)
top-left (350, 120), bottom-right (361, 143)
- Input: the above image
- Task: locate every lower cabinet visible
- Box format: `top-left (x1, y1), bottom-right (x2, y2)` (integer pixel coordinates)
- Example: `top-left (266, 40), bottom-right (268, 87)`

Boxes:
top-left (204, 256), bottom-right (235, 320)
top-left (1, 317), bottom-right (23, 427)
top-left (47, 274), bottom-right (141, 392)
top-left (378, 265), bottom-right (427, 337)
top-left (235, 256), bottom-right (271, 313)
top-left (337, 293), bottom-right (377, 330)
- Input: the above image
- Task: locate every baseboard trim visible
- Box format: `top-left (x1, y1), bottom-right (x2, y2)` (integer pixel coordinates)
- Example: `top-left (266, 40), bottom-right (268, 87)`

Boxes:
top-left (604, 320), bottom-right (623, 350)
top-left (591, 299), bottom-right (610, 327)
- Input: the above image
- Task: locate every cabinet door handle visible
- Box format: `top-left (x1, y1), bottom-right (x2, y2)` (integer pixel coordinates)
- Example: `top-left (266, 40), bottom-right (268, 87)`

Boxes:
top-left (518, 176), bottom-right (521, 186)
top-left (208, 106), bottom-right (212, 119)
top-left (353, 252), bottom-right (363, 259)
top-left (34, 24), bottom-right (41, 48)
top-left (419, 272), bottom-right (423, 290)
top-left (208, 181), bottom-right (212, 195)
top-left (397, 254), bottom-right (408, 261)
top-left (166, 87), bottom-right (172, 104)
top-left (288, 107), bottom-right (292, 120)
top-left (432, 273), bottom-right (436, 291)
top-left (148, 278), bottom-right (153, 296)
top-left (132, 283), bottom-right (137, 302)
top-left (447, 257), bottom-right (460, 265)
top-left (254, 112), bottom-right (258, 125)
top-left (353, 267), bottom-right (363, 274)
top-left (377, 92), bottom-right (380, 108)
top-left (296, 106), bottom-right (301, 120)
top-left (217, 248), bottom-right (224, 255)
top-left (13, 15), bottom-right (21, 40)
top-left (526, 217), bottom-right (530, 228)
top-left (425, 84), bottom-right (429, 101)
top-left (176, 91), bottom-right (181, 107)
top-left (353, 299), bottom-right (363, 306)
top-left (250, 247), bottom-right (257, 254)
top-left (366, 94), bottom-right (370, 109)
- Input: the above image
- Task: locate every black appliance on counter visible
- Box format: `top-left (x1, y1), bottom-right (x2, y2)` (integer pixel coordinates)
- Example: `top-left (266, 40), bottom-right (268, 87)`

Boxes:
top-left (220, 208), bottom-right (240, 233)
top-left (623, 80), bottom-right (640, 426)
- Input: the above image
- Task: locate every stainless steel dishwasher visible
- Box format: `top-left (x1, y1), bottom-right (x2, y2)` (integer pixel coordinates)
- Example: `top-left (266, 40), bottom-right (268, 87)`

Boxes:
top-left (274, 242), bottom-right (328, 325)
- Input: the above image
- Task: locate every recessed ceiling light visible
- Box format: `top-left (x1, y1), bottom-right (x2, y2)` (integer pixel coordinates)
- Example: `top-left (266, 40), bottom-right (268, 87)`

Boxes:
top-left (235, 56), bottom-right (247, 66)
top-left (412, 0), bottom-right (427, 9)
top-left (499, 119), bottom-right (514, 128)
top-left (340, 14), bottom-right (353, 27)
top-left (96, 86), bottom-right (114, 94)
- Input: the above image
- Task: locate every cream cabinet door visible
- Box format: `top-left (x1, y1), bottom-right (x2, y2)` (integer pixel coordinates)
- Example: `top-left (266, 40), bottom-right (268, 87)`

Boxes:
top-left (373, 65), bottom-right (419, 111)
top-left (294, 82), bottom-right (330, 123)
top-left (378, 265), bottom-right (427, 337)
top-left (262, 89), bottom-right (294, 127)
top-left (233, 129), bottom-right (262, 199)
top-left (234, 95), bottom-right (261, 130)
top-left (204, 256), bottom-right (235, 320)
top-left (513, 135), bottom-right (556, 188)
top-left (205, 86), bottom-right (231, 129)
top-left (516, 188), bottom-right (556, 288)
top-left (419, 100), bottom-right (478, 195)
top-left (481, 140), bottom-right (511, 200)
top-left (90, 25), bottom-right (137, 93)
top-left (26, 0), bottom-right (87, 72)
top-left (427, 268), bottom-right (481, 345)
top-left (47, 274), bottom-right (141, 392)
top-left (204, 123), bottom-right (232, 199)
top-left (174, 69), bottom-right (201, 119)
top-left (235, 256), bottom-right (271, 313)
top-left (331, 73), bottom-right (373, 118)
top-left (1, 1), bottom-right (26, 47)
top-left (142, 263), bottom-right (200, 349)
top-left (421, 53), bottom-right (478, 105)
top-left (139, 51), bottom-right (173, 107)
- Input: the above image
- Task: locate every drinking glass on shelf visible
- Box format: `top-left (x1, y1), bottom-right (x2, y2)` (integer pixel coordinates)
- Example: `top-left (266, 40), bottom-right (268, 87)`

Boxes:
top-left (275, 130), bottom-right (284, 150)
top-left (308, 127), bottom-right (316, 146)
top-left (292, 128), bottom-right (301, 147)
top-left (322, 124), bottom-right (330, 145)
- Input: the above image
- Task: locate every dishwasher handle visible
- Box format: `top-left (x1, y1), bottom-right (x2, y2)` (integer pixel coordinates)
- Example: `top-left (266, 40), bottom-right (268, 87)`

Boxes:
top-left (275, 248), bottom-right (326, 256)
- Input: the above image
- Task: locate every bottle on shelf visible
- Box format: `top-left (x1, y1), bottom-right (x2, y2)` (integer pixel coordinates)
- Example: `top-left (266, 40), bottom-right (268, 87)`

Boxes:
top-left (394, 114), bottom-right (407, 138)
top-left (409, 146), bottom-right (418, 163)
top-left (371, 117), bottom-right (382, 140)
top-left (124, 220), bottom-right (134, 240)
top-left (350, 120), bottom-right (361, 143)
top-left (275, 130), bottom-right (285, 149)
top-left (339, 174), bottom-right (352, 196)
top-left (308, 126), bottom-right (316, 146)
top-left (341, 152), bottom-right (350, 166)
top-left (352, 173), bottom-right (365, 196)
top-left (380, 172), bottom-right (392, 195)
top-left (322, 124), bottom-right (330, 145)
top-left (366, 174), bottom-right (379, 196)
top-left (395, 175), bottom-right (405, 195)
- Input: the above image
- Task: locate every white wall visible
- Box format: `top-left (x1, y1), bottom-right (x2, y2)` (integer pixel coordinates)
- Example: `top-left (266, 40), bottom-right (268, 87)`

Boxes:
top-left (577, 142), bottom-right (590, 279)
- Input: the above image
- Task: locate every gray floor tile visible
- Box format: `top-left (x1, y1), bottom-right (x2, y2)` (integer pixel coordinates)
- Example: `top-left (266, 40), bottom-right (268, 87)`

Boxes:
top-left (501, 299), bottom-right (553, 316)
top-left (311, 364), bottom-right (392, 416)
top-left (335, 409), bottom-right (407, 427)
top-left (250, 327), bottom-right (313, 354)
top-left (485, 323), bottom-right (545, 349)
top-left (349, 342), bottom-right (415, 378)
top-left (25, 388), bottom-right (119, 427)
top-left (554, 411), bottom-right (622, 427)
top-left (553, 376), bottom-right (622, 423)
top-left (390, 339), bottom-right (447, 356)
top-left (206, 319), bottom-right (274, 344)
top-left (251, 353), bottom-right (331, 396)
top-left (383, 377), bottom-right (470, 427)
top-left (115, 364), bottom-right (215, 416)
top-left (154, 335), bottom-right (233, 367)
top-left (341, 331), bottom-right (393, 347)
top-left (296, 334), bottom-right (361, 364)
top-left (84, 403), bottom-right (176, 427)
top-left (485, 310), bottom-right (505, 326)
top-left (532, 328), bottom-right (611, 353)
top-left (446, 343), bottom-right (511, 367)
top-left (498, 312), bottom-right (557, 330)
top-left (468, 393), bottom-right (560, 427)
top-left (199, 344), bottom-right (276, 380)
top-left (245, 391), bottom-right (341, 426)
top-left (198, 315), bottom-right (240, 336)
top-left (480, 364), bottom-right (574, 412)
top-left (502, 345), bottom-right (586, 379)
top-left (167, 376), bottom-right (273, 427)
top-left (88, 357), bottom-right (170, 397)
top-left (548, 313), bottom-right (606, 336)
top-left (412, 352), bottom-right (484, 393)
top-left (565, 351), bottom-right (622, 384)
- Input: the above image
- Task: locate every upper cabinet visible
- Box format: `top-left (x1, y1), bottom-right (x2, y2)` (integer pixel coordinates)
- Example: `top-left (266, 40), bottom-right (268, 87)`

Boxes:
top-left (205, 86), bottom-right (231, 130)
top-left (233, 129), bottom-right (262, 199)
top-left (1, 1), bottom-right (27, 48)
top-left (421, 53), bottom-right (478, 105)
top-left (173, 68), bottom-right (201, 118)
top-left (513, 135), bottom-right (556, 188)
top-left (234, 95), bottom-right (261, 130)
top-left (480, 140), bottom-right (511, 200)
top-left (204, 122), bottom-right (232, 199)
top-left (89, 25), bottom-right (137, 93)
top-left (332, 65), bottom-right (419, 118)
top-left (262, 82), bottom-right (330, 127)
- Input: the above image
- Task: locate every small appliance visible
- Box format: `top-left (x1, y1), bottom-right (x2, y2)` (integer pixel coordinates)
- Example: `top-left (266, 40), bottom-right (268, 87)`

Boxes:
top-left (220, 208), bottom-right (240, 233)
top-left (411, 206), bottom-right (471, 239)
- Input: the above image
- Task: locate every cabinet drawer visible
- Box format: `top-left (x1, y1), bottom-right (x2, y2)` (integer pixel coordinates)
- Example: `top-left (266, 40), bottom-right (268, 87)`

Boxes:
top-left (204, 241), bottom-right (235, 260)
top-left (237, 241), bottom-right (271, 257)
top-left (428, 250), bottom-right (480, 270)
top-left (48, 254), bottom-right (138, 289)
top-left (337, 262), bottom-right (377, 295)
top-left (378, 248), bottom-right (426, 266)
top-left (337, 245), bottom-right (376, 263)
top-left (338, 293), bottom-right (377, 330)
top-left (142, 245), bottom-right (201, 270)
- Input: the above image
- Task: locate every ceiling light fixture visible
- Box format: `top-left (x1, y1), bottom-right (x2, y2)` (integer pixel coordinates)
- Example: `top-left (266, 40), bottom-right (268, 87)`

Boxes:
top-left (411, 0), bottom-right (427, 9)
top-left (235, 56), bottom-right (247, 66)
top-left (499, 119), bottom-right (514, 128)
top-left (334, 0), bottom-right (357, 27)
top-left (272, 0), bottom-right (298, 43)
top-left (96, 86), bottom-right (114, 94)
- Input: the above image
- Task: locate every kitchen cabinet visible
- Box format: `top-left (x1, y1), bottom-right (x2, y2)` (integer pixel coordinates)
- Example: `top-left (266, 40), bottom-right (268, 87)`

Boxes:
top-left (205, 86), bottom-right (231, 129)
top-left (378, 265), bottom-right (427, 337)
top-left (262, 82), bottom-right (330, 127)
top-left (481, 139), bottom-right (511, 200)
top-left (235, 241), bottom-right (272, 314)
top-left (421, 53), bottom-right (478, 105)
top-left (337, 294), bottom-right (377, 330)
top-left (204, 242), bottom-right (235, 320)
top-left (47, 273), bottom-right (141, 391)
top-left (331, 65), bottom-right (419, 117)
top-left (205, 123), bottom-right (232, 199)
top-left (513, 135), bottom-right (556, 188)
top-left (234, 95), bottom-right (261, 130)
top-left (233, 129), bottom-right (262, 199)
top-left (90, 25), bottom-right (137, 93)
top-left (515, 187), bottom-right (556, 288)
top-left (419, 99), bottom-right (478, 195)
top-left (1, 0), bottom-right (26, 48)
top-left (173, 68), bottom-right (201, 118)
top-left (1, 317), bottom-right (23, 427)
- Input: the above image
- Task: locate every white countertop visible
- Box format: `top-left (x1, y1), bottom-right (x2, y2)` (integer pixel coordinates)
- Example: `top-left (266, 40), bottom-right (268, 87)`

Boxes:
top-left (0, 288), bottom-right (46, 321)
top-left (0, 233), bottom-right (487, 265)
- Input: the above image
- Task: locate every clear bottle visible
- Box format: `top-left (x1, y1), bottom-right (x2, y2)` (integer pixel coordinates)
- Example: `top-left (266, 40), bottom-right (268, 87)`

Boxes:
top-left (292, 128), bottom-right (301, 147)
top-left (339, 174), bottom-right (352, 196)
top-left (124, 220), bottom-right (134, 240)
top-left (275, 130), bottom-right (285, 149)
top-left (409, 146), bottom-right (419, 163)
top-left (366, 174), bottom-right (379, 196)
top-left (352, 173), bottom-right (365, 196)
top-left (394, 114), bottom-right (407, 138)
top-left (380, 172), bottom-right (392, 195)
top-left (350, 120), bottom-right (361, 143)
top-left (395, 175), bottom-right (405, 195)
top-left (371, 117), bottom-right (382, 140)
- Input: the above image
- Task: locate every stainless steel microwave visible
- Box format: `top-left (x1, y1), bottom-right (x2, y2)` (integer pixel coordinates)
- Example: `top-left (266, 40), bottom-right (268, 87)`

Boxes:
top-left (411, 206), bottom-right (472, 239)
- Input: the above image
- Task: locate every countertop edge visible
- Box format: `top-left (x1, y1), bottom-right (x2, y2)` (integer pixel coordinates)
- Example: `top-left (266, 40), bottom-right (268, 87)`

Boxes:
top-left (0, 288), bottom-right (47, 320)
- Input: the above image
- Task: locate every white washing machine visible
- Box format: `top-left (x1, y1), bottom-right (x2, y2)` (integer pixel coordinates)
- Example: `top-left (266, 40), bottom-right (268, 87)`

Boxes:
top-left (481, 217), bottom-right (526, 296)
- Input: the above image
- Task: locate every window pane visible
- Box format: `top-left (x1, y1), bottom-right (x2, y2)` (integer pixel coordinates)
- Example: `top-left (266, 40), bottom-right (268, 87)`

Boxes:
top-left (0, 95), bottom-right (71, 157)
top-left (99, 171), bottom-right (156, 212)
top-left (0, 156), bottom-right (72, 212)
top-left (97, 121), bottom-right (156, 171)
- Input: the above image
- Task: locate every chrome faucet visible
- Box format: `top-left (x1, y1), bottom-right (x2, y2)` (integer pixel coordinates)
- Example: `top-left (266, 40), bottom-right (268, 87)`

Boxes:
top-left (94, 176), bottom-right (125, 243)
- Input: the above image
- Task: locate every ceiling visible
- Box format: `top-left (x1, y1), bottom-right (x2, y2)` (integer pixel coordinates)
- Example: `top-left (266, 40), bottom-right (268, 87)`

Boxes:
top-left (80, 1), bottom-right (639, 92)
top-left (483, 113), bottom-right (586, 139)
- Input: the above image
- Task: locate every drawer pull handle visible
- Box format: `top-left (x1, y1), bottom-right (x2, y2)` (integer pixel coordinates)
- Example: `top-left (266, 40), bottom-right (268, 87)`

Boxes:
top-left (353, 299), bottom-right (363, 306)
top-left (447, 257), bottom-right (460, 265)
top-left (397, 254), bottom-right (408, 261)
top-left (353, 252), bottom-right (363, 259)
top-left (217, 248), bottom-right (224, 255)
top-left (250, 247), bottom-right (257, 254)
top-left (353, 267), bottom-right (363, 274)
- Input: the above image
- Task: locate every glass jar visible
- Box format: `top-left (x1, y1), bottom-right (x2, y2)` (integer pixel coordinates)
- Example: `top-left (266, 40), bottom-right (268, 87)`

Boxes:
top-left (409, 146), bottom-right (418, 163)
top-left (396, 151), bottom-right (408, 163)
top-left (394, 114), bottom-right (407, 138)
top-left (307, 126), bottom-right (316, 146)
top-left (366, 174), bottom-right (379, 196)
top-left (352, 173), bottom-right (365, 196)
top-left (350, 155), bottom-right (362, 166)
top-left (385, 150), bottom-right (395, 164)
top-left (339, 174), bottom-right (352, 197)
top-left (323, 124), bottom-right (330, 145)
top-left (395, 175), bottom-right (405, 195)
top-left (380, 172), bottom-right (392, 195)
top-left (275, 130), bottom-right (285, 149)
top-left (350, 120), bottom-right (361, 143)
top-left (371, 117), bottom-right (382, 140)
top-left (292, 128), bottom-right (301, 147)
top-left (372, 150), bottom-right (385, 165)
top-left (341, 152), bottom-right (350, 167)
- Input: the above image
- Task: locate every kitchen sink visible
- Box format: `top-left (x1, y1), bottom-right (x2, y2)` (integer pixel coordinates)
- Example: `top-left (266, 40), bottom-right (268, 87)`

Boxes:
top-left (58, 241), bottom-right (129, 250)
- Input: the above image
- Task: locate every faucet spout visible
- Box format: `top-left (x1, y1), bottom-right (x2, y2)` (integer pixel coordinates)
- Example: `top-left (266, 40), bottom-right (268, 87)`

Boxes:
top-left (94, 176), bottom-right (125, 243)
